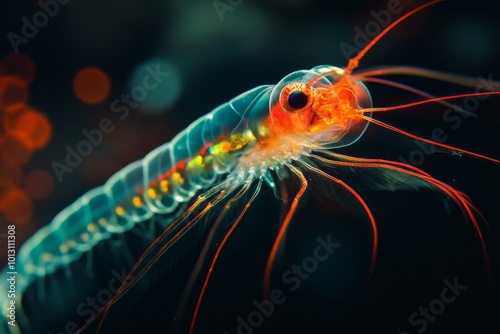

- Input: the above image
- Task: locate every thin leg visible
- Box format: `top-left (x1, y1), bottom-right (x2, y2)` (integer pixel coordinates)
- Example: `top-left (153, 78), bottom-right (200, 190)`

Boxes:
top-left (308, 153), bottom-right (490, 279)
top-left (263, 164), bottom-right (308, 299)
top-left (171, 180), bottom-right (252, 333)
top-left (189, 179), bottom-right (263, 334)
top-left (299, 160), bottom-right (379, 283)
top-left (84, 183), bottom-right (231, 334)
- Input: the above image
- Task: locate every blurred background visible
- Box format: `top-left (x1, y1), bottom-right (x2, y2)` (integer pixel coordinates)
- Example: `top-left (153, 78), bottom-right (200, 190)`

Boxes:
top-left (1, 0), bottom-right (499, 333)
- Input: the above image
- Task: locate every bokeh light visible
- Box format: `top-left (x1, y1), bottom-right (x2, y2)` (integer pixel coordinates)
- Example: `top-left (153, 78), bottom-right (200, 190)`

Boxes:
top-left (13, 108), bottom-right (52, 149)
top-left (128, 58), bottom-right (182, 113)
top-left (0, 164), bottom-right (23, 189)
top-left (0, 76), bottom-right (29, 112)
top-left (0, 51), bottom-right (53, 227)
top-left (0, 134), bottom-right (33, 166)
top-left (0, 187), bottom-right (33, 225)
top-left (0, 52), bottom-right (36, 84)
top-left (73, 67), bottom-right (111, 104)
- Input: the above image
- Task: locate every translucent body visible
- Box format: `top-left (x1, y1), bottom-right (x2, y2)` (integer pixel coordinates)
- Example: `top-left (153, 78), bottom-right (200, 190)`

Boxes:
top-left (0, 62), bottom-right (375, 332)
top-left (0, 84), bottom-right (274, 334)
top-left (2, 63), bottom-right (373, 295)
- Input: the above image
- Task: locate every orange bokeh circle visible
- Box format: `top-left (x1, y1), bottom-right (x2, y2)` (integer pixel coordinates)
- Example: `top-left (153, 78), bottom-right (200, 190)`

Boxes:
top-left (73, 67), bottom-right (111, 104)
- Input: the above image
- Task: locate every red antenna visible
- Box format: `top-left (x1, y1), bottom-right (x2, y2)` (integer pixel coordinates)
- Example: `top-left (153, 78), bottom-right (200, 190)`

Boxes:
top-left (344, 0), bottom-right (444, 75)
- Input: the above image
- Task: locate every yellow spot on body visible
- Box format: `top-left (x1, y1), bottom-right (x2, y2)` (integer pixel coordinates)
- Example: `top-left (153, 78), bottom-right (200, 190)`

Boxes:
top-left (211, 146), bottom-right (219, 155)
top-left (210, 131), bottom-right (256, 157)
top-left (98, 218), bottom-right (107, 226)
top-left (148, 188), bottom-right (157, 200)
top-left (258, 123), bottom-right (270, 138)
top-left (115, 206), bottom-right (125, 216)
top-left (25, 263), bottom-right (35, 273)
top-left (160, 180), bottom-right (169, 193)
top-left (88, 223), bottom-right (96, 232)
top-left (59, 244), bottom-right (68, 253)
top-left (81, 233), bottom-right (90, 242)
top-left (67, 239), bottom-right (76, 248)
top-left (172, 172), bottom-right (184, 185)
top-left (42, 253), bottom-right (53, 262)
top-left (221, 142), bottom-right (231, 153)
top-left (187, 155), bottom-right (204, 170)
top-left (132, 196), bottom-right (142, 207)
top-left (194, 155), bottom-right (204, 166)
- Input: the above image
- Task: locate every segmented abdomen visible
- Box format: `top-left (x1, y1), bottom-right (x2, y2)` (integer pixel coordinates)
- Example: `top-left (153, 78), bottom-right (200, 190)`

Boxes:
top-left (1, 85), bottom-right (273, 333)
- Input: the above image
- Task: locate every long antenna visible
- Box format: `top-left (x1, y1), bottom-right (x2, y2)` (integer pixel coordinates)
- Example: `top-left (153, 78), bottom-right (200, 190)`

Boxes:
top-left (344, 0), bottom-right (444, 76)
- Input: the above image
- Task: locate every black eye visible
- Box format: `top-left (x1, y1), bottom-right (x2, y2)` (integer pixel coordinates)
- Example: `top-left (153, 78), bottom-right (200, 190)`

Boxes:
top-left (279, 82), bottom-right (313, 113)
top-left (288, 91), bottom-right (308, 109)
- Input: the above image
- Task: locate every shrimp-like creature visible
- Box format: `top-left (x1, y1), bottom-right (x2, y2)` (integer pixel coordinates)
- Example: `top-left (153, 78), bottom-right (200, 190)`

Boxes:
top-left (1, 1), bottom-right (499, 333)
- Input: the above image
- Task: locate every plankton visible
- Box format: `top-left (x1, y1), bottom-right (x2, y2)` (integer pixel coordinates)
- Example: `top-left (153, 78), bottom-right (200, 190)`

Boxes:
top-left (1, 1), bottom-right (498, 334)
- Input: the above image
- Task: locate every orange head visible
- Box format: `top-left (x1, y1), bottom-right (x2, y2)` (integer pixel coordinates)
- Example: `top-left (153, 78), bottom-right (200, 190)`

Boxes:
top-left (269, 65), bottom-right (372, 148)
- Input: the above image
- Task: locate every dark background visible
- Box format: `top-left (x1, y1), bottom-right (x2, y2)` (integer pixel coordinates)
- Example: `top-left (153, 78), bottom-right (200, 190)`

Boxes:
top-left (1, 0), bottom-right (499, 333)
